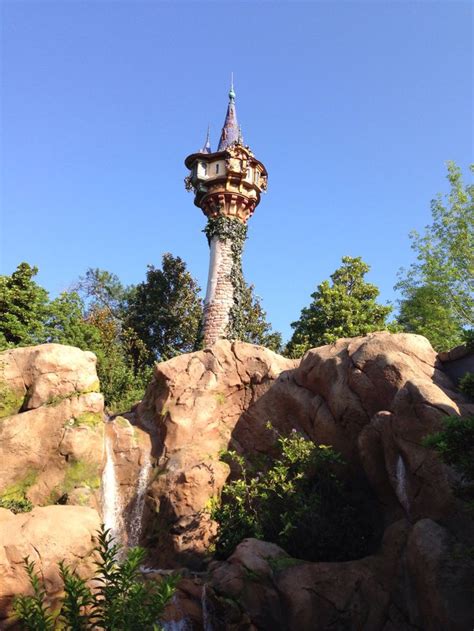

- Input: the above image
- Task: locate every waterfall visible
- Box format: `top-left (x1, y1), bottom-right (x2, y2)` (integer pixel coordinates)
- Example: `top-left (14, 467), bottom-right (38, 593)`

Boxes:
top-left (102, 423), bottom-right (124, 545)
top-left (201, 584), bottom-right (214, 631)
top-left (395, 454), bottom-right (410, 514)
top-left (128, 449), bottom-right (152, 547)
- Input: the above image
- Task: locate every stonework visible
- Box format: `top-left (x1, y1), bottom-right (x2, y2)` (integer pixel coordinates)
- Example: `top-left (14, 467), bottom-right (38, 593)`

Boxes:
top-left (202, 237), bottom-right (234, 346)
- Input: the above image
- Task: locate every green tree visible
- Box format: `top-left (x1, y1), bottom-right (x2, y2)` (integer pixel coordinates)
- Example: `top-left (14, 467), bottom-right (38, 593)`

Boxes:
top-left (0, 263), bottom-right (49, 349)
top-left (125, 253), bottom-right (203, 362)
top-left (396, 162), bottom-right (473, 349)
top-left (397, 285), bottom-right (464, 351)
top-left (73, 268), bottom-right (129, 319)
top-left (286, 256), bottom-right (392, 357)
top-left (231, 282), bottom-right (282, 352)
top-left (45, 292), bottom-right (101, 351)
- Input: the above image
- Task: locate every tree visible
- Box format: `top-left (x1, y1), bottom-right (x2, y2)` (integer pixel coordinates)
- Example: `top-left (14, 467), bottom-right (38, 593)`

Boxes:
top-left (230, 282), bottom-right (282, 352)
top-left (73, 268), bottom-right (129, 319)
top-left (45, 292), bottom-right (101, 351)
top-left (286, 256), bottom-right (392, 357)
top-left (125, 253), bottom-right (203, 362)
top-left (397, 285), bottom-right (464, 352)
top-left (0, 263), bottom-right (49, 349)
top-left (396, 162), bottom-right (473, 349)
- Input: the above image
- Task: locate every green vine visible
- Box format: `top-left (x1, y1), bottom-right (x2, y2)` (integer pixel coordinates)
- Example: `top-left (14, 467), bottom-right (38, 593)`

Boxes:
top-left (203, 216), bottom-right (248, 340)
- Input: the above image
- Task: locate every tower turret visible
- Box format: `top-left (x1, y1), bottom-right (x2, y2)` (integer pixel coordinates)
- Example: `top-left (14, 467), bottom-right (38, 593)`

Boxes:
top-left (184, 82), bottom-right (268, 346)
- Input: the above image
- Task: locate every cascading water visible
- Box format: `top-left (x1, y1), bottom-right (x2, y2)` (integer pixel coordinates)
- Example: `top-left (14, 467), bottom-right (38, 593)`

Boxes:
top-left (201, 584), bottom-right (214, 631)
top-left (102, 422), bottom-right (125, 544)
top-left (128, 449), bottom-right (152, 547)
top-left (395, 454), bottom-right (410, 514)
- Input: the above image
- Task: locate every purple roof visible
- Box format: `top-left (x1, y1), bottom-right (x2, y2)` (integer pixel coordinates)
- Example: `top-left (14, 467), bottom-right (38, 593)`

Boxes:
top-left (217, 84), bottom-right (240, 151)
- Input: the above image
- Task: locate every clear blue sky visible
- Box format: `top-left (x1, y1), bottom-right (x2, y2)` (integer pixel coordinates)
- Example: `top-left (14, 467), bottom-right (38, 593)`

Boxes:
top-left (1, 1), bottom-right (472, 341)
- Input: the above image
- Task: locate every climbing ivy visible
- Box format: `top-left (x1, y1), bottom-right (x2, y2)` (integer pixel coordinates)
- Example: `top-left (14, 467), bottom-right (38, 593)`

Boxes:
top-left (203, 216), bottom-right (248, 340)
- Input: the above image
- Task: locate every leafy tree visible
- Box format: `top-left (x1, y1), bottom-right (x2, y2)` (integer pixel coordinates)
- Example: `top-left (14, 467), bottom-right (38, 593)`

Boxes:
top-left (231, 283), bottom-right (282, 352)
top-left (286, 256), bottom-right (392, 357)
top-left (45, 292), bottom-right (102, 351)
top-left (0, 263), bottom-right (49, 349)
top-left (125, 253), bottom-right (203, 362)
top-left (87, 307), bottom-right (152, 412)
top-left (396, 162), bottom-right (473, 349)
top-left (14, 526), bottom-right (177, 630)
top-left (73, 268), bottom-right (129, 319)
top-left (396, 285), bottom-right (464, 352)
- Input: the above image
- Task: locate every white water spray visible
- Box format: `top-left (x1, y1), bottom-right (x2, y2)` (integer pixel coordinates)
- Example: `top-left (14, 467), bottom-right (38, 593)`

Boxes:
top-left (395, 454), bottom-right (410, 514)
top-left (102, 423), bottom-right (124, 544)
top-left (201, 584), bottom-right (214, 631)
top-left (128, 449), bottom-right (152, 547)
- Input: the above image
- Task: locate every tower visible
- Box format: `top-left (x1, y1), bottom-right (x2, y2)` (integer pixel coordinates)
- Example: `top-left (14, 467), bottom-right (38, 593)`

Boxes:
top-left (184, 81), bottom-right (268, 347)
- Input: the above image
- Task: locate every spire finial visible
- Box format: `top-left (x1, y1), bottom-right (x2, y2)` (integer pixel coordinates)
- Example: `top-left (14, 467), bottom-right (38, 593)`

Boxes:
top-left (229, 72), bottom-right (235, 102)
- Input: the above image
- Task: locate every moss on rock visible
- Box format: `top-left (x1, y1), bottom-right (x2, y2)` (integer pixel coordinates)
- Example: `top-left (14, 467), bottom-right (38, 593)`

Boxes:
top-left (63, 459), bottom-right (101, 493)
top-left (0, 469), bottom-right (38, 512)
top-left (0, 381), bottom-right (24, 419)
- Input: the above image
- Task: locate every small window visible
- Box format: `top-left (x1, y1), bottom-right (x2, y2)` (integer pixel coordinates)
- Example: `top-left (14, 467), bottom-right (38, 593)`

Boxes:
top-left (201, 162), bottom-right (207, 176)
top-left (215, 164), bottom-right (220, 174)
top-left (255, 170), bottom-right (260, 183)
top-left (246, 168), bottom-right (250, 178)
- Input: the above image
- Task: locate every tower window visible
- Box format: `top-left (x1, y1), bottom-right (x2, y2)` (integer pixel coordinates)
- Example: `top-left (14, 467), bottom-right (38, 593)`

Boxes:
top-left (201, 162), bottom-right (207, 176)
top-left (255, 171), bottom-right (260, 183)
top-left (215, 164), bottom-right (220, 174)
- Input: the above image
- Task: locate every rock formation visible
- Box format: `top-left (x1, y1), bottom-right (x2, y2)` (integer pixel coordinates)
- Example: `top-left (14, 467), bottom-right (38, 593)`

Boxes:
top-left (1, 334), bottom-right (473, 629)
top-left (0, 344), bottom-right (104, 511)
top-left (136, 333), bottom-right (474, 629)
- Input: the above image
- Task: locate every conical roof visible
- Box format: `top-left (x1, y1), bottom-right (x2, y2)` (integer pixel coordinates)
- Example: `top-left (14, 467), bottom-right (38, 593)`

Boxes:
top-left (217, 78), bottom-right (240, 151)
top-left (199, 125), bottom-right (212, 154)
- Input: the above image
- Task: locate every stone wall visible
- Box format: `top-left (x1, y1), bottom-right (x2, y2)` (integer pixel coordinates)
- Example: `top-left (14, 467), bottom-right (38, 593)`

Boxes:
top-left (202, 237), bottom-right (234, 346)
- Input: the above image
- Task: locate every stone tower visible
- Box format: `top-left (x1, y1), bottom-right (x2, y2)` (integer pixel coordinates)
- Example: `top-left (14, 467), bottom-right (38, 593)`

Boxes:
top-left (184, 81), bottom-right (268, 347)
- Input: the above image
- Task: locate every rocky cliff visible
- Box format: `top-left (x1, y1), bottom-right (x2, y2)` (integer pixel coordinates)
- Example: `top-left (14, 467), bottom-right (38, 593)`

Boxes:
top-left (0, 334), bottom-right (473, 630)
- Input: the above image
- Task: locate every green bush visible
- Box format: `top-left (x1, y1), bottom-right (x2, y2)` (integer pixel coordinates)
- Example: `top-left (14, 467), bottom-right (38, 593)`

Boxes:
top-left (211, 429), bottom-right (377, 562)
top-left (459, 372), bottom-right (474, 398)
top-left (14, 526), bottom-right (178, 630)
top-left (423, 415), bottom-right (474, 482)
top-left (0, 497), bottom-right (33, 513)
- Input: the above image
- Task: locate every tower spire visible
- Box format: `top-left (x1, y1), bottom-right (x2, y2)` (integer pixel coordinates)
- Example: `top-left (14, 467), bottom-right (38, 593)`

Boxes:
top-left (200, 124), bottom-right (211, 153)
top-left (218, 76), bottom-right (240, 151)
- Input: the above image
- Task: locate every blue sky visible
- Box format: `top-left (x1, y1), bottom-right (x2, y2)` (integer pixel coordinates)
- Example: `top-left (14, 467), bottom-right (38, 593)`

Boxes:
top-left (1, 1), bottom-right (472, 341)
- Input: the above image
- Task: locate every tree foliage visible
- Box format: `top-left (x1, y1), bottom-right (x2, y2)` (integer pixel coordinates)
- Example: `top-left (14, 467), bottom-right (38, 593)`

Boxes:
top-left (125, 253), bottom-right (203, 362)
top-left (396, 162), bottom-right (473, 350)
top-left (0, 263), bottom-right (49, 348)
top-left (230, 283), bottom-right (282, 352)
top-left (286, 256), bottom-right (392, 357)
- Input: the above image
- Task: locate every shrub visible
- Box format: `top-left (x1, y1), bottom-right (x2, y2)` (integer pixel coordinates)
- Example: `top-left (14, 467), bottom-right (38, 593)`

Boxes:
top-left (211, 429), bottom-right (377, 562)
top-left (423, 415), bottom-right (474, 482)
top-left (459, 372), bottom-right (474, 398)
top-left (14, 526), bottom-right (178, 630)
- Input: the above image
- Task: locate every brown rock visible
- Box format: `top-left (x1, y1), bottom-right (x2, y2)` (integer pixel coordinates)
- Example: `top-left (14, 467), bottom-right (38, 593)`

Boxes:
top-left (0, 505), bottom-right (100, 627)
top-left (0, 345), bottom-right (104, 511)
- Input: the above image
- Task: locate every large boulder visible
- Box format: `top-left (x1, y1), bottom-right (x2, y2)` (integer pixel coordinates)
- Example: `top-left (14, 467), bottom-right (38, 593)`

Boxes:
top-left (0, 344), bottom-right (105, 511)
top-left (136, 333), bottom-right (473, 629)
top-left (0, 505), bottom-right (100, 628)
top-left (136, 340), bottom-right (295, 566)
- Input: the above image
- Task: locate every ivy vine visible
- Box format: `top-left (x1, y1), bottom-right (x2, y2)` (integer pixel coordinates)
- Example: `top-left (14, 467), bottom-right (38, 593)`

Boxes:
top-left (203, 216), bottom-right (248, 340)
